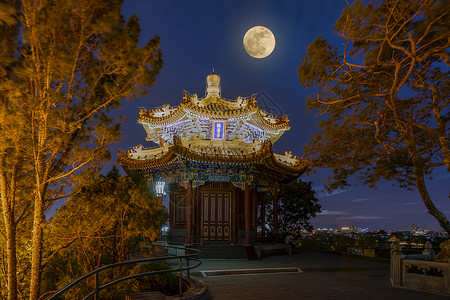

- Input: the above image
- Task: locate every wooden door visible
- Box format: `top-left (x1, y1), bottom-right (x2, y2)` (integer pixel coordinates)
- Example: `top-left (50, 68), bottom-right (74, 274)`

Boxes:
top-left (202, 192), bottom-right (231, 241)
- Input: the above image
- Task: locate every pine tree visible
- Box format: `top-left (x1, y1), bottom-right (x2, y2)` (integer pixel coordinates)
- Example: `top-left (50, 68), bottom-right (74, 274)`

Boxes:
top-left (0, 1), bottom-right (163, 299)
top-left (298, 0), bottom-right (449, 231)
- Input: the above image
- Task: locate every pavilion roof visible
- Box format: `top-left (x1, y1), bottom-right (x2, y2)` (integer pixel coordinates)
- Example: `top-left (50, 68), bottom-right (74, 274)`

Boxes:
top-left (137, 74), bottom-right (290, 145)
top-left (139, 93), bottom-right (288, 126)
top-left (117, 135), bottom-right (307, 177)
top-left (118, 74), bottom-right (306, 182)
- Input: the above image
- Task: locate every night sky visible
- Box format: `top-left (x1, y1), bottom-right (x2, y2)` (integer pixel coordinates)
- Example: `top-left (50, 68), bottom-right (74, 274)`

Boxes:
top-left (116, 0), bottom-right (450, 231)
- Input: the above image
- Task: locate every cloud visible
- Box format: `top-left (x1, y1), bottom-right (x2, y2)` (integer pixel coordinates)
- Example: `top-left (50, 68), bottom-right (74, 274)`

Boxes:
top-left (316, 188), bottom-right (348, 198)
top-left (336, 215), bottom-right (386, 220)
top-left (387, 202), bottom-right (419, 206)
top-left (352, 198), bottom-right (369, 202)
top-left (317, 210), bottom-right (349, 216)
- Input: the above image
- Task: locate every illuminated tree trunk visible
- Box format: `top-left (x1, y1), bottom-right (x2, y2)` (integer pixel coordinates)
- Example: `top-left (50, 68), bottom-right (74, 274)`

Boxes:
top-left (0, 154), bottom-right (18, 300)
top-left (408, 136), bottom-right (450, 233)
top-left (29, 156), bottom-right (46, 300)
top-left (414, 168), bottom-right (450, 233)
top-left (29, 204), bottom-right (44, 300)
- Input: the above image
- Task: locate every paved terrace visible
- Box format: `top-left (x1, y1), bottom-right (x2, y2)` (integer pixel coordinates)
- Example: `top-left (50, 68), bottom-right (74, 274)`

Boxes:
top-left (190, 250), bottom-right (447, 300)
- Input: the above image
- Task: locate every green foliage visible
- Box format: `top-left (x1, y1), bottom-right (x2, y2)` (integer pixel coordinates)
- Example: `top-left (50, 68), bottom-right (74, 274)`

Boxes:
top-left (265, 181), bottom-right (321, 235)
top-left (278, 181), bottom-right (321, 234)
top-left (298, 0), bottom-right (450, 231)
top-left (43, 167), bottom-right (168, 294)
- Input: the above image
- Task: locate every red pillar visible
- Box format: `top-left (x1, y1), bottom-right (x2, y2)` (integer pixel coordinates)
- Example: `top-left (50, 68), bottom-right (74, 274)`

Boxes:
top-left (186, 181), bottom-right (192, 245)
top-left (273, 188), bottom-right (279, 243)
top-left (252, 187), bottom-right (258, 230)
top-left (260, 192), bottom-right (265, 238)
top-left (158, 194), bottom-right (163, 241)
top-left (244, 182), bottom-right (251, 244)
top-left (231, 186), bottom-right (237, 244)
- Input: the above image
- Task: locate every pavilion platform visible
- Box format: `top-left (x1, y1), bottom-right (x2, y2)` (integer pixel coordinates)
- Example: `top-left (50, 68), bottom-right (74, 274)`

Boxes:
top-left (191, 249), bottom-right (449, 300)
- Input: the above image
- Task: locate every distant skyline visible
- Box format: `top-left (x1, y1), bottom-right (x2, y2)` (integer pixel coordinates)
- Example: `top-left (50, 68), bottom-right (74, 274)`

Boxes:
top-left (117, 0), bottom-right (450, 231)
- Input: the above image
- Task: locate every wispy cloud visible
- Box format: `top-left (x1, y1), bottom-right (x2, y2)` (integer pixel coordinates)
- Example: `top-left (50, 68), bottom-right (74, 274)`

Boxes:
top-left (336, 215), bottom-right (386, 220)
top-left (316, 188), bottom-right (348, 198)
top-left (317, 210), bottom-right (349, 216)
top-left (352, 198), bottom-right (369, 202)
top-left (387, 202), bottom-right (419, 206)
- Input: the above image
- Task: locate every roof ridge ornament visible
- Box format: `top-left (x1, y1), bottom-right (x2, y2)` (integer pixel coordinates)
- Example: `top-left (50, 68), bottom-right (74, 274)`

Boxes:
top-left (206, 73), bottom-right (221, 96)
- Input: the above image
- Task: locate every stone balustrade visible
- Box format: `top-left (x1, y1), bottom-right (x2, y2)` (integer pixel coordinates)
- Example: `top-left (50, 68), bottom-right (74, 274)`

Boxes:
top-left (390, 240), bottom-right (450, 295)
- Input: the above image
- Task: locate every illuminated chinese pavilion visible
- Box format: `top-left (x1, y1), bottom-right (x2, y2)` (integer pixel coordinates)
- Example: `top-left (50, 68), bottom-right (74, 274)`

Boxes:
top-left (118, 74), bottom-right (307, 245)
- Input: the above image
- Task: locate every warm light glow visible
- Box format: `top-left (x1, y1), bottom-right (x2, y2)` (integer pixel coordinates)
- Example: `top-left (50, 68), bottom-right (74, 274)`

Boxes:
top-left (243, 26), bottom-right (276, 58)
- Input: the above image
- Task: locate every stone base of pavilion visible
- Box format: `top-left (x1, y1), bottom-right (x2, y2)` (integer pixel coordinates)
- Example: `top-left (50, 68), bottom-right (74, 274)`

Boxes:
top-left (160, 240), bottom-right (292, 260)
top-left (171, 243), bottom-right (293, 260)
top-left (253, 244), bottom-right (292, 259)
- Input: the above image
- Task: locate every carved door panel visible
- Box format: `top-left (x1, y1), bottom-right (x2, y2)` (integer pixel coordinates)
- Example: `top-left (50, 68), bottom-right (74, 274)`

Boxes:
top-left (202, 192), bottom-right (230, 241)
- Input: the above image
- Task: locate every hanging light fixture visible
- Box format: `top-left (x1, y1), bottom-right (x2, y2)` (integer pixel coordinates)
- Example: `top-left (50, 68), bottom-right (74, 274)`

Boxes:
top-left (155, 178), bottom-right (166, 197)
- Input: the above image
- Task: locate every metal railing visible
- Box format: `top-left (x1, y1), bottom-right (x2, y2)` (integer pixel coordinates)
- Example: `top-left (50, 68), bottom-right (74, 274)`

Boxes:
top-left (45, 243), bottom-right (201, 300)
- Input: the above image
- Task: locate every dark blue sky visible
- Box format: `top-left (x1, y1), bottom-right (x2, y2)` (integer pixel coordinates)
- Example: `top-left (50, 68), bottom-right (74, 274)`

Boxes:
top-left (117, 0), bottom-right (450, 231)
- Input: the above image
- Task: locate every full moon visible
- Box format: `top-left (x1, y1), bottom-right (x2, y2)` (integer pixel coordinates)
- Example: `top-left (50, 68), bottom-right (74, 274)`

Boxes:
top-left (243, 26), bottom-right (276, 58)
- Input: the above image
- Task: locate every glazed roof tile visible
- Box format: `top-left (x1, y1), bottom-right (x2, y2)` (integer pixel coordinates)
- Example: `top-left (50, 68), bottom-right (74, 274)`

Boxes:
top-left (138, 93), bottom-right (289, 130)
top-left (118, 136), bottom-right (307, 176)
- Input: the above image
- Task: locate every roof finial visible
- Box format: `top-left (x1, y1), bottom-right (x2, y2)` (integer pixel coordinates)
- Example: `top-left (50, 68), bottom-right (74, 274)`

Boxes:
top-left (212, 67), bottom-right (215, 74)
top-left (206, 72), bottom-right (221, 96)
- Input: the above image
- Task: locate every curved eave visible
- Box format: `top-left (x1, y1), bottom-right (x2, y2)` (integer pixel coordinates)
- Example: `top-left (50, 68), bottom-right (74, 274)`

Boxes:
top-left (263, 155), bottom-right (308, 177)
top-left (197, 94), bottom-right (250, 111)
top-left (138, 103), bottom-right (188, 127)
top-left (175, 139), bottom-right (273, 165)
top-left (140, 102), bottom-right (255, 124)
top-left (118, 137), bottom-right (274, 170)
top-left (251, 111), bottom-right (290, 132)
top-left (117, 148), bottom-right (180, 170)
top-left (137, 94), bottom-right (289, 129)
top-left (118, 141), bottom-right (307, 181)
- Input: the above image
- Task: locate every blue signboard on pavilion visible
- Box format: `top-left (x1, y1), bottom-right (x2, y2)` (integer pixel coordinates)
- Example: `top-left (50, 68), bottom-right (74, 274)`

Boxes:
top-left (213, 121), bottom-right (224, 140)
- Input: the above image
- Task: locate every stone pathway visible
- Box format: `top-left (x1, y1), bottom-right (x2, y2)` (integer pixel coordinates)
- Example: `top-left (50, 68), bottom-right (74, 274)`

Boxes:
top-left (190, 250), bottom-right (448, 300)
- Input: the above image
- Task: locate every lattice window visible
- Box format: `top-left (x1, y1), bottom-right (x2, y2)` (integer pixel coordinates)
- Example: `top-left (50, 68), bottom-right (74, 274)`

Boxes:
top-left (224, 194), bottom-right (230, 222)
top-left (217, 194), bottom-right (223, 221)
top-left (210, 195), bottom-right (216, 221)
top-left (203, 194), bottom-right (209, 221)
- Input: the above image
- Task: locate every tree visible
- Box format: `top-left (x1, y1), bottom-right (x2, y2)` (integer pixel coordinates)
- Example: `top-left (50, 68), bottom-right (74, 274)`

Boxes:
top-left (0, 3), bottom-right (35, 299)
top-left (298, 0), bottom-right (449, 231)
top-left (0, 1), bottom-right (163, 299)
top-left (265, 181), bottom-right (321, 237)
top-left (278, 181), bottom-right (321, 235)
top-left (44, 167), bottom-right (167, 296)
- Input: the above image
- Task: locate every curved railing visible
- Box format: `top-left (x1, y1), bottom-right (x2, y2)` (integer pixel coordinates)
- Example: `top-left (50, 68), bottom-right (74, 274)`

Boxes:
top-left (45, 243), bottom-right (201, 300)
